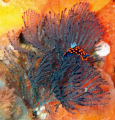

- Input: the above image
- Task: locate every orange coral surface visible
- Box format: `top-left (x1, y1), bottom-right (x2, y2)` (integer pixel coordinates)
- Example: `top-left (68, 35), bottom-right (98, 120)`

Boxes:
top-left (0, 0), bottom-right (115, 120)
top-left (98, 1), bottom-right (115, 86)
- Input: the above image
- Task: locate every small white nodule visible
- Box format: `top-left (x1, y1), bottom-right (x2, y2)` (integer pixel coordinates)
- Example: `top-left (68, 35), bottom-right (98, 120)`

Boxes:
top-left (40, 106), bottom-right (45, 111)
top-left (40, 113), bottom-right (47, 119)
top-left (85, 88), bottom-right (88, 92)
top-left (34, 105), bottom-right (48, 119)
top-left (95, 41), bottom-right (110, 57)
top-left (37, 111), bottom-right (41, 116)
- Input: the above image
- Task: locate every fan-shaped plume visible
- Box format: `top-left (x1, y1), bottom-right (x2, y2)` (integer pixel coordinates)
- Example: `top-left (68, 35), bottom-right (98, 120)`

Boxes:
top-left (22, 9), bottom-right (48, 52)
top-left (45, 2), bottom-right (105, 54)
top-left (50, 50), bottom-right (110, 114)
top-left (4, 47), bottom-right (57, 109)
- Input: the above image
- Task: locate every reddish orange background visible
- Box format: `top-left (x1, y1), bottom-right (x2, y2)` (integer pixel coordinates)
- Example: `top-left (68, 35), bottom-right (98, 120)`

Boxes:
top-left (0, 0), bottom-right (115, 120)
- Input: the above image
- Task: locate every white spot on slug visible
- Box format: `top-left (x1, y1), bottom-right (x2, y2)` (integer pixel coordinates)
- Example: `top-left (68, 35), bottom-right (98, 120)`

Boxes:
top-left (71, 42), bottom-right (77, 48)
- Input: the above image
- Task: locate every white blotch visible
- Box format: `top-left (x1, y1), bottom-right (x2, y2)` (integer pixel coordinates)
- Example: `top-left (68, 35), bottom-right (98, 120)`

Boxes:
top-left (71, 42), bottom-right (77, 48)
top-left (37, 111), bottom-right (41, 116)
top-left (40, 113), bottom-right (47, 119)
top-left (8, 44), bottom-right (15, 50)
top-left (40, 106), bottom-right (45, 111)
top-left (85, 88), bottom-right (88, 92)
top-left (95, 41), bottom-right (110, 57)
top-left (34, 105), bottom-right (48, 120)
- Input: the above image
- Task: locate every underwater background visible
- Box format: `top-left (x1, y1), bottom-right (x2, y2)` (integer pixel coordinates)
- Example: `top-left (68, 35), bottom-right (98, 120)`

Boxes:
top-left (0, 0), bottom-right (115, 120)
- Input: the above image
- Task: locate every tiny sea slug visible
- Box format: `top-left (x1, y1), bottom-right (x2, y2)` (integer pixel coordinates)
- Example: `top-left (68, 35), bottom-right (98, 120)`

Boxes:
top-left (63, 42), bottom-right (90, 60)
